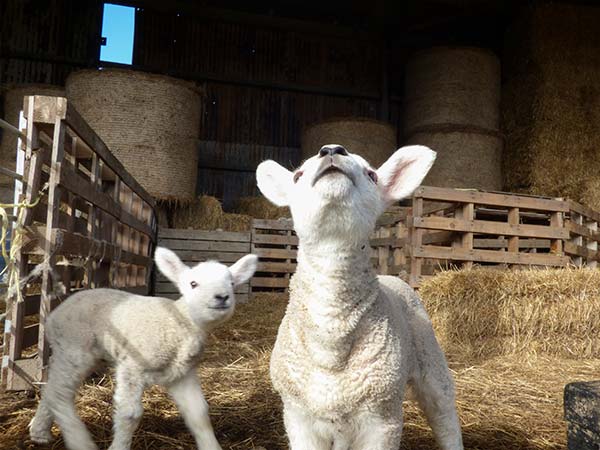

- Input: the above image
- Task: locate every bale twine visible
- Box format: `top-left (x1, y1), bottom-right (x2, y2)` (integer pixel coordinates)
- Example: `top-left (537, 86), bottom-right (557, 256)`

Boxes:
top-left (0, 84), bottom-right (65, 202)
top-left (66, 69), bottom-right (202, 201)
top-left (301, 117), bottom-right (397, 168)
top-left (406, 131), bottom-right (503, 190)
top-left (403, 47), bottom-right (502, 190)
top-left (502, 3), bottom-right (600, 209)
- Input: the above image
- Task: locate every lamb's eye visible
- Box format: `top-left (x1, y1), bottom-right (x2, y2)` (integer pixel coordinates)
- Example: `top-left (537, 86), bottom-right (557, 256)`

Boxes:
top-left (367, 170), bottom-right (378, 184)
top-left (190, 281), bottom-right (198, 289)
top-left (293, 170), bottom-right (304, 183)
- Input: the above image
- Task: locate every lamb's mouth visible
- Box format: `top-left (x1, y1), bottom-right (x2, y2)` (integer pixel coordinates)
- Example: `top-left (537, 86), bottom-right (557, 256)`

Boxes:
top-left (312, 165), bottom-right (354, 186)
top-left (208, 305), bottom-right (230, 310)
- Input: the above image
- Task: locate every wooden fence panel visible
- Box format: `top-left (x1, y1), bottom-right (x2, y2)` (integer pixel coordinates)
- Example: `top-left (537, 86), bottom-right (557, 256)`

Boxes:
top-left (2, 96), bottom-right (157, 390)
top-left (155, 228), bottom-right (251, 302)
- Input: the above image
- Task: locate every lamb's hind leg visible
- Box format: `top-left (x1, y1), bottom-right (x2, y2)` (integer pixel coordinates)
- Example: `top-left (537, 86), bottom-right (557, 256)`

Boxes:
top-left (43, 352), bottom-right (98, 450)
top-left (29, 395), bottom-right (54, 444)
top-left (412, 336), bottom-right (463, 449)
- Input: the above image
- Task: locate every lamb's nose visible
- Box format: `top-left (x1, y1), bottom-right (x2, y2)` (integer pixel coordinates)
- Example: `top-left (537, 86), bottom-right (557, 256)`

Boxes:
top-left (319, 145), bottom-right (348, 157)
top-left (215, 294), bottom-right (229, 305)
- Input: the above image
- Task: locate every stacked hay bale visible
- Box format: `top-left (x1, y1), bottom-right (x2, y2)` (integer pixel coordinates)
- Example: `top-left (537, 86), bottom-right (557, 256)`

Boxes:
top-left (66, 69), bottom-right (203, 202)
top-left (235, 196), bottom-right (291, 220)
top-left (0, 84), bottom-right (65, 203)
top-left (403, 47), bottom-right (503, 190)
top-left (420, 267), bottom-right (600, 364)
top-left (503, 4), bottom-right (600, 209)
top-left (301, 118), bottom-right (397, 168)
top-left (171, 195), bottom-right (253, 232)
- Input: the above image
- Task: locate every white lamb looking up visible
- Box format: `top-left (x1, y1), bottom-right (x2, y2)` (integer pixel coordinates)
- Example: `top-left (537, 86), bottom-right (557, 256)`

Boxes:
top-left (29, 248), bottom-right (258, 450)
top-left (256, 144), bottom-right (463, 450)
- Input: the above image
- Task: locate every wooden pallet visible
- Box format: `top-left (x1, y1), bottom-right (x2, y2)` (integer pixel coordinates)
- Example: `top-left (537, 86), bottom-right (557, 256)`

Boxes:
top-left (155, 228), bottom-right (251, 302)
top-left (250, 218), bottom-right (296, 295)
top-left (2, 96), bottom-right (157, 391)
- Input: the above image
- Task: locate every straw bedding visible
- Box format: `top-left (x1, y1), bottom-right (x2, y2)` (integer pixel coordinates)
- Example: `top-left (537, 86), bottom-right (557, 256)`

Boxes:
top-left (2, 270), bottom-right (599, 449)
top-left (502, 3), bottom-right (600, 208)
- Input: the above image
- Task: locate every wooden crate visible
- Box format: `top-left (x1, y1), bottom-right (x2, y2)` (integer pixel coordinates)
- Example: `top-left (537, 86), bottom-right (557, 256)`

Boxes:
top-left (155, 228), bottom-right (251, 302)
top-left (2, 96), bottom-right (157, 390)
top-left (250, 218), bottom-right (297, 295)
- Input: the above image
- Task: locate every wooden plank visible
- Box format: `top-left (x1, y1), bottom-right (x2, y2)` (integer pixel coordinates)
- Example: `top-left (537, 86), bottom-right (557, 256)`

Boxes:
top-left (4, 358), bottom-right (39, 391)
top-left (157, 238), bottom-right (251, 252)
top-left (251, 233), bottom-right (299, 246)
top-left (169, 250), bottom-right (247, 264)
top-left (412, 245), bottom-right (569, 266)
top-left (250, 277), bottom-right (290, 288)
top-left (409, 197), bottom-right (424, 287)
top-left (252, 248), bottom-right (298, 259)
top-left (569, 200), bottom-right (600, 223)
top-left (587, 221), bottom-right (598, 268)
top-left (564, 242), bottom-right (599, 262)
top-left (474, 238), bottom-right (551, 249)
top-left (566, 220), bottom-right (600, 242)
top-left (59, 164), bottom-right (154, 237)
top-left (412, 216), bottom-right (568, 240)
top-left (158, 228), bottom-right (250, 242)
top-left (252, 219), bottom-right (294, 231)
top-left (256, 261), bottom-right (297, 273)
top-left (414, 186), bottom-right (569, 212)
top-left (39, 107), bottom-right (66, 383)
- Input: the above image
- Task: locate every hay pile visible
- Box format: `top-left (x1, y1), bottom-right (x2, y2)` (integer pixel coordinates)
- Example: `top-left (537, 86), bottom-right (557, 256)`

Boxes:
top-left (420, 267), bottom-right (600, 363)
top-left (234, 196), bottom-right (290, 220)
top-left (2, 271), bottom-right (600, 449)
top-left (502, 3), bottom-right (600, 208)
top-left (171, 196), bottom-right (253, 232)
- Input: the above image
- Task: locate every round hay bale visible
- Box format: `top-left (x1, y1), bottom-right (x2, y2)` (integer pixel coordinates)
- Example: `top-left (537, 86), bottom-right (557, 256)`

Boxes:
top-left (0, 84), bottom-right (65, 199)
top-left (403, 46), bottom-right (502, 190)
top-left (66, 69), bottom-right (202, 201)
top-left (301, 117), bottom-right (397, 168)
top-left (403, 46), bottom-right (501, 135)
top-left (406, 131), bottom-right (503, 190)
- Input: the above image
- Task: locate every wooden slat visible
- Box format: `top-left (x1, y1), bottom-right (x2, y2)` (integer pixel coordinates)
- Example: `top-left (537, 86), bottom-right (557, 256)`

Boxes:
top-left (256, 261), bottom-right (297, 273)
top-left (412, 245), bottom-right (569, 266)
top-left (59, 164), bottom-right (154, 237)
top-left (412, 216), bottom-right (568, 240)
top-left (252, 248), bottom-right (298, 259)
top-left (251, 277), bottom-right (290, 288)
top-left (566, 220), bottom-right (600, 242)
top-left (414, 186), bottom-right (569, 212)
top-left (157, 238), bottom-right (251, 252)
top-left (564, 242), bottom-right (600, 261)
top-left (251, 233), bottom-right (299, 246)
top-left (158, 228), bottom-right (250, 242)
top-left (252, 219), bottom-right (294, 230)
top-left (169, 250), bottom-right (248, 263)
top-left (474, 238), bottom-right (551, 249)
top-left (569, 200), bottom-right (600, 223)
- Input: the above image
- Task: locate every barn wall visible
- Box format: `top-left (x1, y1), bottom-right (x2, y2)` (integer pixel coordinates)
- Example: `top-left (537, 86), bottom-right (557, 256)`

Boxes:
top-left (132, 8), bottom-right (395, 207)
top-left (0, 0), bottom-right (102, 85)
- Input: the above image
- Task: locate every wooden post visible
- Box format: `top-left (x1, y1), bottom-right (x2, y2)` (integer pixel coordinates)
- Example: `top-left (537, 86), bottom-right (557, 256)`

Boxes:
top-left (571, 213), bottom-right (584, 267)
top-left (409, 197), bottom-right (424, 288)
top-left (550, 211), bottom-right (564, 256)
top-left (507, 207), bottom-right (520, 268)
top-left (38, 97), bottom-right (67, 383)
top-left (586, 220), bottom-right (598, 268)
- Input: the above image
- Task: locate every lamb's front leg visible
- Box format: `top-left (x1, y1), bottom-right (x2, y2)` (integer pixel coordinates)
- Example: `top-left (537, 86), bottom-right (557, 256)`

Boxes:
top-left (283, 401), bottom-right (332, 450)
top-left (168, 372), bottom-right (222, 450)
top-left (108, 366), bottom-right (144, 450)
top-left (350, 410), bottom-right (403, 450)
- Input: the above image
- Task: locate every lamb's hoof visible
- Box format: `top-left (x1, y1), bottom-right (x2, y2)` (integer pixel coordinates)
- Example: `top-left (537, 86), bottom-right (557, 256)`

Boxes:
top-left (29, 429), bottom-right (53, 444)
top-left (29, 418), bottom-right (54, 444)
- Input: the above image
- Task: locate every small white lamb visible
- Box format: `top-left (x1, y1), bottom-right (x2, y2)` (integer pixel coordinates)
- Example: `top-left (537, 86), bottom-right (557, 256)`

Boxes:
top-left (29, 248), bottom-right (258, 450)
top-left (257, 144), bottom-right (463, 449)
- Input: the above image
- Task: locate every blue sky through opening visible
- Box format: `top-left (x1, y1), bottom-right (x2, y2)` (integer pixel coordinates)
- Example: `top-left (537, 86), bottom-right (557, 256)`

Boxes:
top-left (100, 3), bottom-right (135, 64)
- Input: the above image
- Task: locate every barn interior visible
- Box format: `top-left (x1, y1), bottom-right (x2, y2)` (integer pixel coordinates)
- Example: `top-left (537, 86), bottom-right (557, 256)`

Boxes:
top-left (2, 0), bottom-right (600, 449)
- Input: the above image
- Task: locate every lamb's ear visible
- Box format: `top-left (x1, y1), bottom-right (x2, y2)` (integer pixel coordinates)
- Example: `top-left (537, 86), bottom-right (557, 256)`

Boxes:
top-left (256, 160), bottom-right (293, 207)
top-left (155, 247), bottom-right (187, 285)
top-left (229, 254), bottom-right (258, 286)
top-left (376, 145), bottom-right (436, 203)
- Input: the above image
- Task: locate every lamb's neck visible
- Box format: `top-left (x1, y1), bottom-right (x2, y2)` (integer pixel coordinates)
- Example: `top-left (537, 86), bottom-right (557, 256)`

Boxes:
top-left (289, 240), bottom-right (379, 370)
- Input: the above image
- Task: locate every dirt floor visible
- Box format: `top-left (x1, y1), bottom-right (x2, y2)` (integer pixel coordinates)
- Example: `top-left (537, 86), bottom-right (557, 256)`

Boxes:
top-left (1, 293), bottom-right (597, 449)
